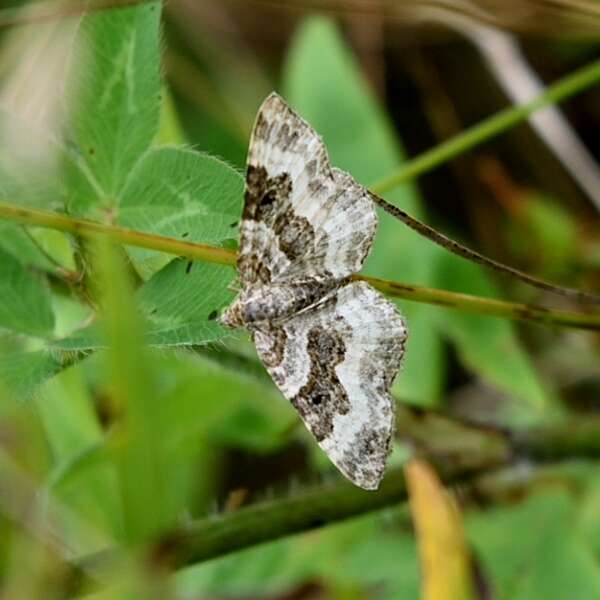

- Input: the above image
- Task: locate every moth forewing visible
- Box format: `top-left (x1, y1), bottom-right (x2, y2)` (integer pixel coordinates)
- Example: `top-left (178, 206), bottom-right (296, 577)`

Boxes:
top-left (220, 92), bottom-right (407, 490)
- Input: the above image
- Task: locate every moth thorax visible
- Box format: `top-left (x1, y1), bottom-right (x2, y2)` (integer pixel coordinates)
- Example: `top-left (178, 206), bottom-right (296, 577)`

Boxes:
top-left (237, 282), bottom-right (331, 326)
top-left (241, 285), bottom-right (300, 324)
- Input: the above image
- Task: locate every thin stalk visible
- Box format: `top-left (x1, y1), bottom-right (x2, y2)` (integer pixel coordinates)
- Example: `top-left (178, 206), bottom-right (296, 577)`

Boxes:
top-left (356, 275), bottom-right (600, 331)
top-left (0, 202), bottom-right (235, 266)
top-left (369, 192), bottom-right (600, 306)
top-left (1, 202), bottom-right (598, 331)
top-left (370, 58), bottom-right (600, 194)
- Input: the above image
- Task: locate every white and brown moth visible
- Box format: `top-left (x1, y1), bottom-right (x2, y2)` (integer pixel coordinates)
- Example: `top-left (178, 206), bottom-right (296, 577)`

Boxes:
top-left (219, 93), bottom-right (407, 490)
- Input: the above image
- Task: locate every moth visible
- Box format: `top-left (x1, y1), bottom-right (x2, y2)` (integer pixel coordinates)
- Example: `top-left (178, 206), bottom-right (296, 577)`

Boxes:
top-left (219, 93), bottom-right (407, 490)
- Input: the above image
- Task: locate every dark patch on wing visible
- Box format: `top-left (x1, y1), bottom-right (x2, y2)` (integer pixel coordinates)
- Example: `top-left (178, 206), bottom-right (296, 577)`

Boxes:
top-left (305, 158), bottom-right (318, 178)
top-left (253, 110), bottom-right (272, 141)
top-left (252, 325), bottom-right (288, 369)
top-left (292, 324), bottom-right (350, 442)
top-left (275, 122), bottom-right (300, 152)
top-left (239, 164), bottom-right (293, 285)
top-left (238, 251), bottom-right (272, 285)
top-left (243, 165), bottom-right (292, 225)
top-left (273, 208), bottom-right (317, 262)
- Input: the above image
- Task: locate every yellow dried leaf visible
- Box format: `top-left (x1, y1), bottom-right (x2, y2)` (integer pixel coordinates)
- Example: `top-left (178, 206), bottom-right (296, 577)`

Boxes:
top-left (405, 458), bottom-right (475, 600)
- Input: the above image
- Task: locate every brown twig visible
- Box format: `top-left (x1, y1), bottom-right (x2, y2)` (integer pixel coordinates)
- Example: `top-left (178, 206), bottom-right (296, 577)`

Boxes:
top-left (369, 192), bottom-right (600, 306)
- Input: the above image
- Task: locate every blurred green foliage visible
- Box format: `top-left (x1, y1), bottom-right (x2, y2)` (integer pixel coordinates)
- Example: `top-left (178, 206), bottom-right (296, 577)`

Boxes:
top-left (0, 1), bottom-right (598, 598)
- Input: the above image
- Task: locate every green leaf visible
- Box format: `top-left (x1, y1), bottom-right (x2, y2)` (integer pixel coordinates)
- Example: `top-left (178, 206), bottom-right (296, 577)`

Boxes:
top-left (43, 349), bottom-right (293, 540)
top-left (54, 258), bottom-right (235, 351)
top-left (0, 350), bottom-right (63, 399)
top-left (508, 191), bottom-right (578, 279)
top-left (137, 258), bottom-right (235, 346)
top-left (37, 366), bottom-right (103, 460)
top-left (513, 531), bottom-right (600, 600)
top-left (0, 249), bottom-right (55, 337)
top-left (284, 17), bottom-right (444, 405)
top-left (468, 489), bottom-right (600, 600)
top-left (118, 147), bottom-right (243, 279)
top-left (0, 222), bottom-right (54, 271)
top-left (173, 92), bottom-right (248, 169)
top-left (48, 325), bottom-right (103, 353)
top-left (155, 87), bottom-right (187, 145)
top-left (155, 352), bottom-right (293, 455)
top-left (0, 108), bottom-right (66, 210)
top-left (65, 2), bottom-right (161, 214)
top-left (435, 251), bottom-right (553, 422)
top-left (35, 364), bottom-right (120, 548)
top-left (0, 299), bottom-right (89, 395)
top-left (0, 213), bottom-right (75, 276)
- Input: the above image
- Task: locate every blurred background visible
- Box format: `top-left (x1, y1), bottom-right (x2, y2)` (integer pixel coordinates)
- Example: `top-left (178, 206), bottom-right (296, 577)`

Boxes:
top-left (0, 1), bottom-right (599, 598)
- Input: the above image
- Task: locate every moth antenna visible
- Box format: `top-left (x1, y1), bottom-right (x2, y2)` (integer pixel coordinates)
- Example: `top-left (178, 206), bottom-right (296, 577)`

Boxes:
top-left (369, 192), bottom-right (600, 306)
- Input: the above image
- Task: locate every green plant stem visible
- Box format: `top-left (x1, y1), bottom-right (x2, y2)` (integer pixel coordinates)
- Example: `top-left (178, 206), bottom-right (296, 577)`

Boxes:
top-left (512, 417), bottom-right (600, 460)
top-left (78, 464), bottom-right (478, 578)
top-left (369, 193), bottom-right (600, 305)
top-left (356, 274), bottom-right (600, 331)
top-left (370, 57), bottom-right (600, 194)
top-left (76, 414), bottom-right (600, 574)
top-left (1, 202), bottom-right (598, 331)
top-left (0, 202), bottom-right (235, 266)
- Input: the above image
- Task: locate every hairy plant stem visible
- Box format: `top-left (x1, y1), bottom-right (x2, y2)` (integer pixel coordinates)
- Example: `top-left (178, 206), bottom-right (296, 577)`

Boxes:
top-left (74, 413), bottom-right (600, 577)
top-left (75, 465), bottom-right (482, 583)
top-left (1, 202), bottom-right (598, 330)
top-left (370, 57), bottom-right (600, 194)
